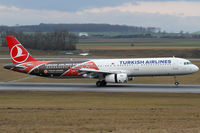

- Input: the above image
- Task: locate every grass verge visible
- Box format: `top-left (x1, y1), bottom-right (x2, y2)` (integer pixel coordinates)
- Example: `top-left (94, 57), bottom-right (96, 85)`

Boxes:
top-left (0, 91), bottom-right (200, 133)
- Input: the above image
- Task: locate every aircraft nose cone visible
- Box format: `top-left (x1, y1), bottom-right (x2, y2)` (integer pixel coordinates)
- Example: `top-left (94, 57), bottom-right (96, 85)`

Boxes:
top-left (193, 65), bottom-right (199, 73)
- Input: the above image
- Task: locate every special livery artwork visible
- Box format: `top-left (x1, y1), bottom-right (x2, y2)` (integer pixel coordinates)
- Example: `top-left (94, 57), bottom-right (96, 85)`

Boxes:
top-left (5, 60), bottom-right (101, 78)
top-left (31, 60), bottom-right (99, 78)
top-left (4, 36), bottom-right (199, 87)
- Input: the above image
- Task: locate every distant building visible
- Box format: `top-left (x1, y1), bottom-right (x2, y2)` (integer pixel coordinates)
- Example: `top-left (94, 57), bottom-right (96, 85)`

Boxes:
top-left (78, 32), bottom-right (88, 38)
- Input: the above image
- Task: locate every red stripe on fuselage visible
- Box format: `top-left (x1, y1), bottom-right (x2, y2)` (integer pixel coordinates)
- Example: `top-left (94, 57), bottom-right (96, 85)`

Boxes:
top-left (12, 61), bottom-right (53, 74)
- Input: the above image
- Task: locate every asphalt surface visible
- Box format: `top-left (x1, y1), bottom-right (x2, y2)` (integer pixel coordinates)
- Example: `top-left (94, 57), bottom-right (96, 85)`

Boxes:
top-left (0, 82), bottom-right (200, 93)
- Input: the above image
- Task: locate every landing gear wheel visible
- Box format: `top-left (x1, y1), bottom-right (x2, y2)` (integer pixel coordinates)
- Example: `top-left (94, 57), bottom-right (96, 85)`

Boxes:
top-left (96, 80), bottom-right (107, 87)
top-left (96, 81), bottom-right (101, 87)
top-left (175, 82), bottom-right (179, 86)
top-left (101, 80), bottom-right (107, 87)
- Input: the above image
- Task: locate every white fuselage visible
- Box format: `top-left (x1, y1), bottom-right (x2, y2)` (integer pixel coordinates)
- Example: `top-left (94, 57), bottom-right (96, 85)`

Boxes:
top-left (91, 57), bottom-right (199, 77)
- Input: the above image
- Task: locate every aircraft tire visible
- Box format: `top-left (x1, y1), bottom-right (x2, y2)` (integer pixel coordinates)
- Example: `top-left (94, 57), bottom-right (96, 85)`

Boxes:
top-left (96, 81), bottom-right (101, 87)
top-left (175, 82), bottom-right (179, 86)
top-left (101, 80), bottom-right (107, 87)
top-left (96, 80), bottom-right (107, 87)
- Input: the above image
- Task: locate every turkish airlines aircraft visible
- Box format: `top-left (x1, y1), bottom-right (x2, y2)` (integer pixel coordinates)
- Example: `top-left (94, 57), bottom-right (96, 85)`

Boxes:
top-left (4, 36), bottom-right (199, 87)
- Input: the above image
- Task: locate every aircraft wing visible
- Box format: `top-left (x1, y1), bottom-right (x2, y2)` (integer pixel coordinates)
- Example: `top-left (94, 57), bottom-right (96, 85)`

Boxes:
top-left (76, 68), bottom-right (119, 74)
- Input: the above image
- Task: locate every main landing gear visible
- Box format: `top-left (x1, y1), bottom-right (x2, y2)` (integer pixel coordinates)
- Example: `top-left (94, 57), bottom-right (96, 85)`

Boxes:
top-left (174, 76), bottom-right (179, 86)
top-left (96, 80), bottom-right (107, 87)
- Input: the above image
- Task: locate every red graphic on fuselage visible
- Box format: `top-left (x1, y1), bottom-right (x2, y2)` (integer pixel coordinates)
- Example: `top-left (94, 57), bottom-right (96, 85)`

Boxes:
top-left (61, 68), bottom-right (79, 76)
top-left (12, 61), bottom-right (53, 74)
top-left (74, 61), bottom-right (99, 70)
top-left (12, 61), bottom-right (98, 78)
top-left (61, 61), bottom-right (99, 77)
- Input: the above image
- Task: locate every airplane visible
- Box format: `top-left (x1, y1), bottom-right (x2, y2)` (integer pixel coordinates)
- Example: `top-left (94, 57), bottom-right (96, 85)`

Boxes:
top-left (4, 36), bottom-right (199, 87)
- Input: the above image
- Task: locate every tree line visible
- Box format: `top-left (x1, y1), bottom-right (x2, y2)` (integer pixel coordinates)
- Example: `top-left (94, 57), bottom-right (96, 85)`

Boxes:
top-left (1, 31), bottom-right (77, 50)
top-left (0, 23), bottom-right (159, 33)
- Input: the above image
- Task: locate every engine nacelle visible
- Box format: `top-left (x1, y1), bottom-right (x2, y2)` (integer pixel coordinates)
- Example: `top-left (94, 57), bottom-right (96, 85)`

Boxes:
top-left (105, 73), bottom-right (128, 83)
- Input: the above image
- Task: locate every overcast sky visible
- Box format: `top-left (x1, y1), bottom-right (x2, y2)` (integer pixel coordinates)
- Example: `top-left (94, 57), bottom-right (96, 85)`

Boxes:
top-left (0, 0), bottom-right (200, 32)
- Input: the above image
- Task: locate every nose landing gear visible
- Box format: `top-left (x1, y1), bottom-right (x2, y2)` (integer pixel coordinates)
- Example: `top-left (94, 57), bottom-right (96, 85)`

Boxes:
top-left (174, 76), bottom-right (179, 86)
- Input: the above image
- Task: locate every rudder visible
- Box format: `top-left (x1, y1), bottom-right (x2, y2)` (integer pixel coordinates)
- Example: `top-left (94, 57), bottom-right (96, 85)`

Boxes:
top-left (6, 36), bottom-right (37, 64)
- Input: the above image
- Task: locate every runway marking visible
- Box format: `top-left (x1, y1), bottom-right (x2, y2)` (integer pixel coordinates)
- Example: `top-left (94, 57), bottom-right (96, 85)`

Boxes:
top-left (7, 76), bottom-right (35, 83)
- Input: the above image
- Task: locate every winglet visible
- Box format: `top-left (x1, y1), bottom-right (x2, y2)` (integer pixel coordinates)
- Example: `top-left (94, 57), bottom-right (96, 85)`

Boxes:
top-left (6, 36), bottom-right (37, 64)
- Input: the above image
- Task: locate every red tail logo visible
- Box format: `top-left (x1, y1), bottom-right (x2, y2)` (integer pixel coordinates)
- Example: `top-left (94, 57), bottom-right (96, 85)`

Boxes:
top-left (11, 44), bottom-right (29, 63)
top-left (6, 36), bottom-right (37, 63)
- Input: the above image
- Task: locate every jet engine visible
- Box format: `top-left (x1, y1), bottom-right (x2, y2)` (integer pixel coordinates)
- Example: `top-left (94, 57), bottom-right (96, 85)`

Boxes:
top-left (105, 73), bottom-right (128, 83)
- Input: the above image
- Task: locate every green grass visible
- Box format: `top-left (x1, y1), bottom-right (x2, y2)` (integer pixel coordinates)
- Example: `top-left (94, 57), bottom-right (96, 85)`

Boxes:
top-left (78, 38), bottom-right (200, 47)
top-left (193, 31), bottom-right (200, 34)
top-left (0, 91), bottom-right (200, 133)
top-left (78, 43), bottom-right (200, 47)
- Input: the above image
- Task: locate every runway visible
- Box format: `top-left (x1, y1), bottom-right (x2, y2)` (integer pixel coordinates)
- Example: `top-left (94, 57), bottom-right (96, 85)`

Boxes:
top-left (0, 82), bottom-right (200, 93)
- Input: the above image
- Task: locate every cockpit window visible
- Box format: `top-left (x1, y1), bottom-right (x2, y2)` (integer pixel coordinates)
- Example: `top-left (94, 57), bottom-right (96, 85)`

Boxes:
top-left (184, 62), bottom-right (192, 65)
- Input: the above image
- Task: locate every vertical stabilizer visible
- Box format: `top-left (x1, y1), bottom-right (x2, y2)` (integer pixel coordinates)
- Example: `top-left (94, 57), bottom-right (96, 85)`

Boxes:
top-left (6, 36), bottom-right (37, 64)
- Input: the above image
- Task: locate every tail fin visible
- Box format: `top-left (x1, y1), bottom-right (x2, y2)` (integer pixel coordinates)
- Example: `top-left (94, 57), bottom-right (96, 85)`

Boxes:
top-left (6, 36), bottom-right (37, 64)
